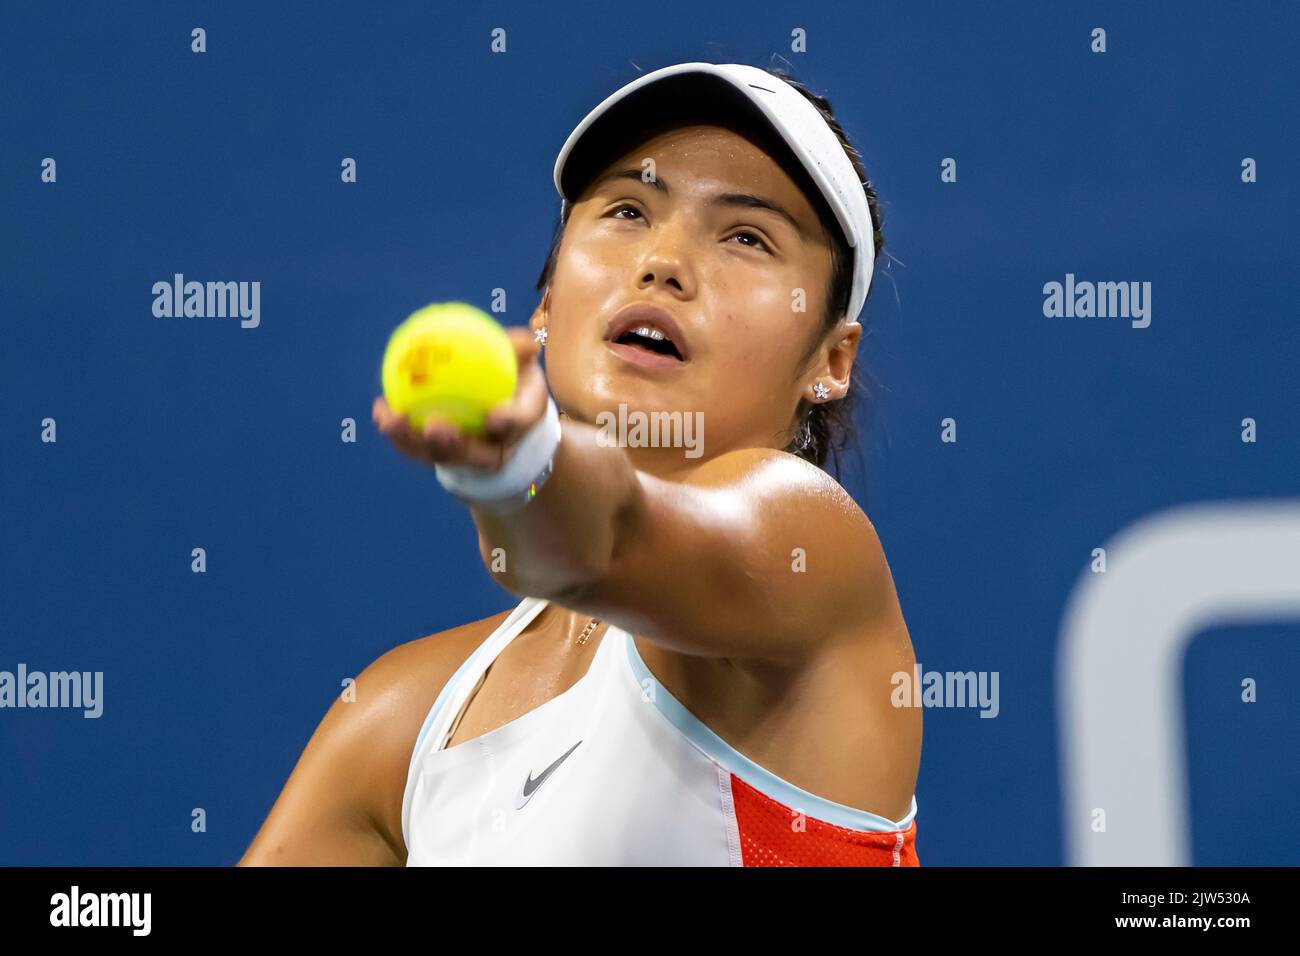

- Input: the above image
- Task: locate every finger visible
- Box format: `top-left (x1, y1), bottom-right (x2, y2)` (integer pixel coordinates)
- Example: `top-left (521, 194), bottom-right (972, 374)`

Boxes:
top-left (482, 328), bottom-right (548, 441)
top-left (374, 399), bottom-right (414, 440)
top-left (412, 417), bottom-right (504, 471)
top-left (484, 347), bottom-right (549, 427)
top-left (506, 326), bottom-right (542, 369)
top-left (375, 402), bottom-right (457, 465)
top-left (450, 435), bottom-right (508, 471)
top-left (483, 363), bottom-right (549, 445)
top-left (421, 415), bottom-right (460, 446)
top-left (388, 426), bottom-right (440, 463)
top-left (373, 395), bottom-right (399, 428)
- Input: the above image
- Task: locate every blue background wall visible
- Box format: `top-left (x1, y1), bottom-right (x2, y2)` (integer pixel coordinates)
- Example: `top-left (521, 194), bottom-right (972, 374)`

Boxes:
top-left (2, 1), bottom-right (1296, 865)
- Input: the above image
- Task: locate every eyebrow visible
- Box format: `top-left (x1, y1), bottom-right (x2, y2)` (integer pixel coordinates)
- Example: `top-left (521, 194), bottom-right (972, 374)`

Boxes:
top-left (591, 168), bottom-right (805, 236)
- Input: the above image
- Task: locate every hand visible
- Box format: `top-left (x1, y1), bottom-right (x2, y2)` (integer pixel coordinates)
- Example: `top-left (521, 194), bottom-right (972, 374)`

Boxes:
top-left (372, 326), bottom-right (550, 472)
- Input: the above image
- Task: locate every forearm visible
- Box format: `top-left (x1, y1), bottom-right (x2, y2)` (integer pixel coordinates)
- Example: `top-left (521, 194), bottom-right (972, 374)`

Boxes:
top-left (469, 418), bottom-right (641, 600)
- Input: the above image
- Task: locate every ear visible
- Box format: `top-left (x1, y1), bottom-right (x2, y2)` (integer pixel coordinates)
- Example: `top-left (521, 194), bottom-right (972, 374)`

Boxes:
top-left (801, 319), bottom-right (861, 403)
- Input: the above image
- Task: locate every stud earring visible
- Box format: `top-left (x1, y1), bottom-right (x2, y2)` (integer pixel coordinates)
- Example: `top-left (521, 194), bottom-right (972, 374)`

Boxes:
top-left (812, 382), bottom-right (830, 401)
top-left (534, 326), bottom-right (548, 347)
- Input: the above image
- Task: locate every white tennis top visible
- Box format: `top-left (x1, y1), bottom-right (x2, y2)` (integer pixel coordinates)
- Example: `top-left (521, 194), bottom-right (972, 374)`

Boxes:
top-left (401, 596), bottom-right (919, 866)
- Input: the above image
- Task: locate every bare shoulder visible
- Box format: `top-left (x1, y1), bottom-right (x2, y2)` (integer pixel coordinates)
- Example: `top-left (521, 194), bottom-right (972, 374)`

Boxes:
top-left (681, 447), bottom-right (898, 642)
top-left (360, 608), bottom-right (511, 708)
top-left (346, 608), bottom-right (514, 853)
top-left (681, 447), bottom-right (884, 561)
top-left (237, 607), bottom-right (511, 866)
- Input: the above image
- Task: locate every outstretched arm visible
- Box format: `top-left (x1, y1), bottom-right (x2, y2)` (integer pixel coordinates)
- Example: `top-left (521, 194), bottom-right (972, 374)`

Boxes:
top-left (374, 330), bottom-right (898, 666)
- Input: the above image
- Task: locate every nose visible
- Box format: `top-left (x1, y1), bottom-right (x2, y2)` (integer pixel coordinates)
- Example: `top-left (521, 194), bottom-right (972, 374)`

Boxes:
top-left (634, 221), bottom-right (695, 300)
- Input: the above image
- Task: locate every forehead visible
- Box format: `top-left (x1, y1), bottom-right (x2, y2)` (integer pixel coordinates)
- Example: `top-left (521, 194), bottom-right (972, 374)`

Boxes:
top-left (614, 125), bottom-right (794, 190)
top-left (587, 124), bottom-right (830, 241)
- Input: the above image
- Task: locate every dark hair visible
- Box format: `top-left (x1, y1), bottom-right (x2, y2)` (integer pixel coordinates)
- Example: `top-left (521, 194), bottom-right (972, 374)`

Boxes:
top-left (535, 65), bottom-right (884, 475)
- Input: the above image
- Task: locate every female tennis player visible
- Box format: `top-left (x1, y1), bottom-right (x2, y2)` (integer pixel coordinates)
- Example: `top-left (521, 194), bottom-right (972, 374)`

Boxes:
top-left (240, 62), bottom-right (921, 866)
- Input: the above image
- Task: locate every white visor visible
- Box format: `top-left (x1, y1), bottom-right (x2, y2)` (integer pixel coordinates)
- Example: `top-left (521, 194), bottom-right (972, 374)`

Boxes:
top-left (552, 62), bottom-right (874, 324)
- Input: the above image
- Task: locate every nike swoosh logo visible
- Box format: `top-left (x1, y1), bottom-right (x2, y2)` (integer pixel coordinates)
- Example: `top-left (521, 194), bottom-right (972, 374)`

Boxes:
top-left (514, 740), bottom-right (582, 810)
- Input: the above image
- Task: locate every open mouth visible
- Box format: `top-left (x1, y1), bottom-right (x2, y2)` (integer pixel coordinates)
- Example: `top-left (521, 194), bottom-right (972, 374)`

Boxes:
top-left (612, 326), bottom-right (684, 361)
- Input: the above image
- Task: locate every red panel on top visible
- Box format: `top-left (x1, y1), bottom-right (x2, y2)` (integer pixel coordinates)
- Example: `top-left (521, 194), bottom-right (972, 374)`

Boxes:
top-left (730, 773), bottom-right (919, 867)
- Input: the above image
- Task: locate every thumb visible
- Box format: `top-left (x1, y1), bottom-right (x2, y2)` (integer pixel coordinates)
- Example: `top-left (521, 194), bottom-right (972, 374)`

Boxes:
top-left (506, 326), bottom-right (541, 370)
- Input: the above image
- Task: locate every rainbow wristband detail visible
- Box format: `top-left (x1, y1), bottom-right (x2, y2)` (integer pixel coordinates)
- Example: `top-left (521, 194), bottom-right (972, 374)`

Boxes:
top-left (434, 396), bottom-right (562, 513)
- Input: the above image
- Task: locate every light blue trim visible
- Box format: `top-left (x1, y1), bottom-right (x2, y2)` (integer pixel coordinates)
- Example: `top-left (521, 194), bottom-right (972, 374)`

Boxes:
top-left (622, 630), bottom-right (917, 833)
top-left (410, 598), bottom-right (545, 757)
top-left (410, 647), bottom-right (478, 758)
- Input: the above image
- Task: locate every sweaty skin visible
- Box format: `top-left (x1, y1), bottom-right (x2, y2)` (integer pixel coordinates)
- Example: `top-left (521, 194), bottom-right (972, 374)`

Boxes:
top-left (239, 125), bottom-right (921, 866)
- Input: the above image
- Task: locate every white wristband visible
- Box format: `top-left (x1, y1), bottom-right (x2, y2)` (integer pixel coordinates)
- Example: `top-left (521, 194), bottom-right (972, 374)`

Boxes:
top-left (434, 396), bottom-right (562, 511)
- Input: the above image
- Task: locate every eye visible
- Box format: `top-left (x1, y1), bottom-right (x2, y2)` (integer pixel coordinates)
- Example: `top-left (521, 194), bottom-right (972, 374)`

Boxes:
top-left (730, 230), bottom-right (771, 253)
top-left (609, 204), bottom-right (644, 221)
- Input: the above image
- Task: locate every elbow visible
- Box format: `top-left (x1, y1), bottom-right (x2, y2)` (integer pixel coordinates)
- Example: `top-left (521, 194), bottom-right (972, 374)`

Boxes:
top-left (492, 556), bottom-right (607, 604)
top-left (546, 572), bottom-right (604, 609)
top-left (482, 534), bottom-right (608, 602)
top-left (539, 478), bottom-right (641, 604)
top-left (483, 517), bottom-right (621, 603)
top-left (478, 455), bottom-right (640, 602)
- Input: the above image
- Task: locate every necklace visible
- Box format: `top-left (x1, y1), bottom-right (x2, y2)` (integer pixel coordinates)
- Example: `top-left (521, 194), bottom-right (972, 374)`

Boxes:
top-left (575, 617), bottom-right (601, 645)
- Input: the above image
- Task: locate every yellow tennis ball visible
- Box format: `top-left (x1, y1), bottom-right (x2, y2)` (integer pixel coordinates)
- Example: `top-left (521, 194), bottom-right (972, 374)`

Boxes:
top-left (381, 302), bottom-right (518, 434)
